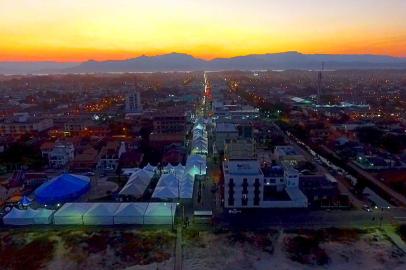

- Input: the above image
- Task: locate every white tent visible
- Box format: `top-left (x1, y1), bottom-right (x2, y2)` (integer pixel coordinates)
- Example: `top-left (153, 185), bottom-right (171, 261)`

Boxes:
top-left (191, 137), bottom-right (208, 155)
top-left (143, 163), bottom-right (157, 174)
top-left (128, 170), bottom-right (153, 185)
top-left (152, 174), bottom-right (181, 199)
top-left (186, 154), bottom-right (206, 165)
top-left (185, 154), bottom-right (207, 176)
top-left (162, 165), bottom-right (183, 177)
top-left (143, 203), bottom-right (176, 225)
top-left (54, 203), bottom-right (93, 225)
top-left (192, 134), bottom-right (208, 143)
top-left (119, 182), bottom-right (146, 198)
top-left (152, 186), bottom-right (179, 199)
top-left (192, 123), bottom-right (205, 131)
top-left (134, 168), bottom-right (154, 179)
top-left (32, 208), bottom-right (55, 224)
top-left (3, 207), bottom-right (55, 225)
top-left (122, 168), bottom-right (141, 177)
top-left (3, 208), bottom-right (36, 225)
top-left (83, 203), bottom-right (120, 225)
top-left (113, 203), bottom-right (148, 224)
top-left (180, 180), bottom-right (194, 199)
top-left (119, 169), bottom-right (153, 198)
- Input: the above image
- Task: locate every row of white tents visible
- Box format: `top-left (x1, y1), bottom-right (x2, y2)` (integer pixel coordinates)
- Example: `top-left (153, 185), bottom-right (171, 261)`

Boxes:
top-left (191, 120), bottom-right (208, 155)
top-left (152, 173), bottom-right (194, 200)
top-left (151, 153), bottom-right (207, 200)
top-left (54, 202), bottom-right (176, 225)
top-left (120, 119), bottom-right (208, 201)
top-left (3, 202), bottom-right (177, 226)
top-left (3, 207), bottom-right (55, 225)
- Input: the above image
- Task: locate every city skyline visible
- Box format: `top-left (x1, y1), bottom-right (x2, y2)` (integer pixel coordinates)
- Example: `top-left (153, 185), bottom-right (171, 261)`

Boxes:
top-left (1, 0), bottom-right (406, 62)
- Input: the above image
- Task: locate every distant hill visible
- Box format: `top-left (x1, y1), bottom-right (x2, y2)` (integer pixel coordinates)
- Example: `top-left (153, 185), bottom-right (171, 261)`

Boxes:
top-left (68, 53), bottom-right (208, 73)
top-left (1, 52), bottom-right (406, 74)
top-left (0, 62), bottom-right (79, 75)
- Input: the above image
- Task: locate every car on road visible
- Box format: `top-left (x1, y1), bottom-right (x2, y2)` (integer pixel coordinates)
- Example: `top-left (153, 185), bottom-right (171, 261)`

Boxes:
top-left (362, 205), bottom-right (372, 212)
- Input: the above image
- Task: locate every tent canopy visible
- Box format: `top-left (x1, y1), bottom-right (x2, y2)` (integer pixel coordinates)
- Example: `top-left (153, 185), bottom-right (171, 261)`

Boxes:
top-left (53, 203), bottom-right (93, 225)
top-left (113, 203), bottom-right (148, 224)
top-left (144, 203), bottom-right (176, 225)
top-left (143, 163), bottom-right (157, 173)
top-left (3, 207), bottom-right (55, 225)
top-left (35, 174), bottom-right (90, 205)
top-left (83, 203), bottom-right (120, 225)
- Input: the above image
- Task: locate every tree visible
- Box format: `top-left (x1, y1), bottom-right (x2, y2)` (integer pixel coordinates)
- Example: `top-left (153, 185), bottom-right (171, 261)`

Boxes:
top-left (0, 142), bottom-right (45, 170)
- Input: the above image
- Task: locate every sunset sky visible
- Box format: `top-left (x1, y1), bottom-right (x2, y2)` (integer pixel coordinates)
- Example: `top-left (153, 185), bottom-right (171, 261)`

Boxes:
top-left (1, 0), bottom-right (406, 62)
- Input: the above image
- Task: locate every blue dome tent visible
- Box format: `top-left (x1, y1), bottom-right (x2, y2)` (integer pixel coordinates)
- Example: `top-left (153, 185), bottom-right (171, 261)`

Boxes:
top-left (34, 174), bottom-right (91, 205)
top-left (20, 196), bottom-right (32, 207)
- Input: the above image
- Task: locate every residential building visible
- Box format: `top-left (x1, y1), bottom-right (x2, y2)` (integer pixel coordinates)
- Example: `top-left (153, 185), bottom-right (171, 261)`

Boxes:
top-left (224, 138), bottom-right (256, 160)
top-left (41, 140), bottom-right (75, 168)
top-left (0, 114), bottom-right (53, 136)
top-left (223, 157), bottom-right (308, 208)
top-left (215, 122), bottom-right (238, 152)
top-left (152, 112), bottom-right (186, 134)
top-left (125, 92), bottom-right (142, 113)
top-left (299, 174), bottom-right (338, 203)
top-left (274, 145), bottom-right (306, 164)
top-left (97, 141), bottom-right (127, 172)
top-left (70, 147), bottom-right (99, 172)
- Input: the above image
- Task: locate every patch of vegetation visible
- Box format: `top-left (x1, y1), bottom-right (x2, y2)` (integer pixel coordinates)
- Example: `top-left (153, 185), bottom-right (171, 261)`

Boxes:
top-left (227, 229), bottom-right (277, 254)
top-left (284, 235), bottom-right (329, 266)
top-left (116, 230), bottom-right (174, 265)
top-left (184, 228), bottom-right (206, 248)
top-left (62, 228), bottom-right (175, 266)
top-left (0, 233), bottom-right (56, 270)
top-left (397, 224), bottom-right (406, 242)
top-left (285, 228), bottom-right (365, 243)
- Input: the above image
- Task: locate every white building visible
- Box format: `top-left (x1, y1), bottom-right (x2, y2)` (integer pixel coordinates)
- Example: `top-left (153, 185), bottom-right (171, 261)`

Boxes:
top-left (125, 92), bottom-right (142, 113)
top-left (274, 145), bottom-right (306, 164)
top-left (223, 160), bottom-right (263, 207)
top-left (223, 160), bottom-right (308, 208)
top-left (48, 141), bottom-right (75, 168)
top-left (223, 140), bottom-right (308, 208)
top-left (97, 142), bottom-right (126, 172)
top-left (215, 122), bottom-right (238, 152)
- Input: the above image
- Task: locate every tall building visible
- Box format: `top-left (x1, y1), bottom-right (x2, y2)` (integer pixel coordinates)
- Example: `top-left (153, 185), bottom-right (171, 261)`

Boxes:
top-left (223, 141), bottom-right (308, 208)
top-left (125, 92), bottom-right (142, 113)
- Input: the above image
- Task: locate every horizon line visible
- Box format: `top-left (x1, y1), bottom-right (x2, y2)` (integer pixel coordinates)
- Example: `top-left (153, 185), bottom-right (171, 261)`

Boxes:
top-left (1, 51), bottom-right (406, 63)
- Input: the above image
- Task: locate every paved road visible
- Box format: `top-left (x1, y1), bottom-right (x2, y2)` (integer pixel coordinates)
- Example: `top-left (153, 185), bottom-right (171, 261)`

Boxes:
top-left (274, 123), bottom-right (365, 209)
top-left (216, 207), bottom-right (406, 229)
top-left (348, 162), bottom-right (406, 207)
top-left (174, 225), bottom-right (182, 270)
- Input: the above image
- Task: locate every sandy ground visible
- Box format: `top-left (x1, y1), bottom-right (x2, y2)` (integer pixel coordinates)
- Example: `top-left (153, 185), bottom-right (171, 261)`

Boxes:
top-left (183, 229), bottom-right (406, 270)
top-left (0, 228), bottom-right (175, 270)
top-left (1, 227), bottom-right (405, 270)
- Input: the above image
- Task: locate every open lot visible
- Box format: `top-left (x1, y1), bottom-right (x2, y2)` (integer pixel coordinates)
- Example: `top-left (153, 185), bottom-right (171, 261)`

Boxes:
top-left (182, 227), bottom-right (406, 270)
top-left (0, 228), bottom-right (175, 270)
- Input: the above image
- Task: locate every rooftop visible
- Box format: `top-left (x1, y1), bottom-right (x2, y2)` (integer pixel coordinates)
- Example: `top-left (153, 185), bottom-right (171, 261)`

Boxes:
top-left (224, 160), bottom-right (262, 175)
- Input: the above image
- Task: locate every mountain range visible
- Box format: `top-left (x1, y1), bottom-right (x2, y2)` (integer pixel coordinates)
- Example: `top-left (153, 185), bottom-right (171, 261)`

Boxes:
top-left (1, 52), bottom-right (406, 74)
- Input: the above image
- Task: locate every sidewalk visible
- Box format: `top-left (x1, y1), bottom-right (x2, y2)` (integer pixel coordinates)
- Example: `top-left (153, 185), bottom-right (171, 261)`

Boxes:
top-left (174, 225), bottom-right (182, 270)
top-left (384, 227), bottom-right (406, 254)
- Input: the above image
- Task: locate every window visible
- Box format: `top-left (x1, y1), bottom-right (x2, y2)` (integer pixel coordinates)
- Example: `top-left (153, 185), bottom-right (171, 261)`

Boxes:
top-left (242, 194), bottom-right (248, 206)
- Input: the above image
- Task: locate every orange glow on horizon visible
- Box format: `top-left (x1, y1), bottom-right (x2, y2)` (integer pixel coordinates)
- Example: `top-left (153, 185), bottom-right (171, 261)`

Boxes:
top-left (1, 0), bottom-right (405, 62)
